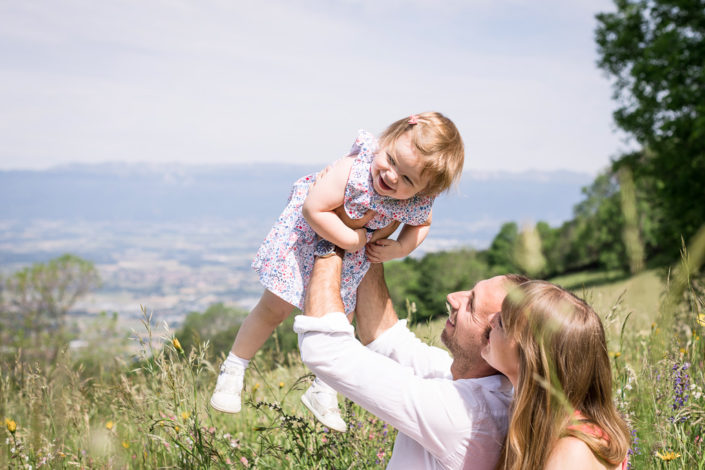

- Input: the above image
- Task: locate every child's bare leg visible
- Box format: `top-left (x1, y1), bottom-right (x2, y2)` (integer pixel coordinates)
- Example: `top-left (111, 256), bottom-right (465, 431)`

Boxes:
top-left (211, 290), bottom-right (292, 414)
top-left (231, 289), bottom-right (294, 359)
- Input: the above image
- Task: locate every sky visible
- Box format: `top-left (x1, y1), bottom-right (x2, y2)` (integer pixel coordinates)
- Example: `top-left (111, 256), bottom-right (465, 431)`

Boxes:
top-left (0, 0), bottom-right (634, 174)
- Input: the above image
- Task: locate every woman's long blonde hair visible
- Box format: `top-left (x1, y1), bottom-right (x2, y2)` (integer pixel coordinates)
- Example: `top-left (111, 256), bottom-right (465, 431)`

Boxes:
top-left (496, 281), bottom-right (629, 470)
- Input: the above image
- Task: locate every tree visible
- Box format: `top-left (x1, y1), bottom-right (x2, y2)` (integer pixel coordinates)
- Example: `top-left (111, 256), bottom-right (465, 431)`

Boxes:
top-left (486, 222), bottom-right (519, 274)
top-left (1, 254), bottom-right (100, 347)
top-left (596, 0), bottom-right (705, 254)
top-left (413, 250), bottom-right (490, 321)
top-left (177, 303), bottom-right (247, 358)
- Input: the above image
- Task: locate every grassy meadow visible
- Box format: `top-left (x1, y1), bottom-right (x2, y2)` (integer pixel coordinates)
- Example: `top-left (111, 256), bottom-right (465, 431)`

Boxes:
top-left (2, 267), bottom-right (704, 469)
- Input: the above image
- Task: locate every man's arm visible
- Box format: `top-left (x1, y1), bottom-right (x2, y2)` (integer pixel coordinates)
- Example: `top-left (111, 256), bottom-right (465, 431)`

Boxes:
top-left (355, 263), bottom-right (453, 378)
top-left (303, 247), bottom-right (346, 318)
top-left (354, 263), bottom-right (399, 345)
top-left (296, 255), bottom-right (497, 464)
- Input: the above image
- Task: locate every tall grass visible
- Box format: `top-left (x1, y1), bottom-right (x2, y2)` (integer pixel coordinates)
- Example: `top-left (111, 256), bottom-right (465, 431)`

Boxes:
top-left (2, 267), bottom-right (704, 468)
top-left (1, 308), bottom-right (395, 469)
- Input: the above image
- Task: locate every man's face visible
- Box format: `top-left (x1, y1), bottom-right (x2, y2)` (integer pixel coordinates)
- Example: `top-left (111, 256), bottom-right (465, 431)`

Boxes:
top-left (441, 276), bottom-right (509, 379)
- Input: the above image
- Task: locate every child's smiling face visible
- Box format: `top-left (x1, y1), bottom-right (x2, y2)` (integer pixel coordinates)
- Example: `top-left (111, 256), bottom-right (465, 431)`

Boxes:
top-left (371, 131), bottom-right (428, 200)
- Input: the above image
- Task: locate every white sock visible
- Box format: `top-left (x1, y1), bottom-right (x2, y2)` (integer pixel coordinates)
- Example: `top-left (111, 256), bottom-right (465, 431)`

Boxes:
top-left (225, 352), bottom-right (250, 370)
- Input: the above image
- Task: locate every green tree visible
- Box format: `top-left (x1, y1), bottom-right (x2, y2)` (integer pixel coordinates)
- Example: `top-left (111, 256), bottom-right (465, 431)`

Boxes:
top-left (1, 254), bottom-right (100, 342)
top-left (486, 222), bottom-right (519, 274)
top-left (0, 254), bottom-right (100, 361)
top-left (412, 250), bottom-right (491, 321)
top-left (596, 0), bottom-right (705, 254)
top-left (569, 172), bottom-right (627, 270)
top-left (383, 257), bottom-right (423, 322)
top-left (178, 303), bottom-right (247, 357)
top-left (176, 302), bottom-right (299, 368)
top-left (536, 221), bottom-right (563, 276)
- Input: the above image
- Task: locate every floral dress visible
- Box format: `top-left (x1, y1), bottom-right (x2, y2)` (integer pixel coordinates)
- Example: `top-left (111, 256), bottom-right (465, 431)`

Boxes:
top-left (252, 130), bottom-right (434, 313)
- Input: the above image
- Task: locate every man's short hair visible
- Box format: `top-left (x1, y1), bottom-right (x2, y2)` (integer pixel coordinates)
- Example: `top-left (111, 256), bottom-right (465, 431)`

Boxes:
top-left (504, 273), bottom-right (531, 286)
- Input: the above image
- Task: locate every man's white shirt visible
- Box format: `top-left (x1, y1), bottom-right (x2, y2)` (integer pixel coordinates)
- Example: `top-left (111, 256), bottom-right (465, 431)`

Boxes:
top-left (294, 313), bottom-right (512, 470)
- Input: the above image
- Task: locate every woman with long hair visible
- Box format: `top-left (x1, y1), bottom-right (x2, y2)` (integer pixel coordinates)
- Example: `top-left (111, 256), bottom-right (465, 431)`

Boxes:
top-left (482, 280), bottom-right (630, 470)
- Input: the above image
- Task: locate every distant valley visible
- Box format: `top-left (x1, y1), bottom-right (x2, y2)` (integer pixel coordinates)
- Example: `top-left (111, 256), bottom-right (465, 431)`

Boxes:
top-left (0, 163), bottom-right (593, 330)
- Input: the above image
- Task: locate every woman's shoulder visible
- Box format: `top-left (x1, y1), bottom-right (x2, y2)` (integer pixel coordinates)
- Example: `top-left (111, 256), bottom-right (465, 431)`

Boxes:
top-left (545, 437), bottom-right (621, 470)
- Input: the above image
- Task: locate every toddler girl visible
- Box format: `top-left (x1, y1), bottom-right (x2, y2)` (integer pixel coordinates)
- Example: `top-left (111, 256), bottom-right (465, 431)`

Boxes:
top-left (210, 112), bottom-right (464, 432)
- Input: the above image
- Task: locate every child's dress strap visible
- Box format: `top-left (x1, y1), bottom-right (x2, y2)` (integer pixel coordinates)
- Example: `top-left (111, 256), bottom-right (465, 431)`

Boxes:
top-left (343, 129), bottom-right (434, 228)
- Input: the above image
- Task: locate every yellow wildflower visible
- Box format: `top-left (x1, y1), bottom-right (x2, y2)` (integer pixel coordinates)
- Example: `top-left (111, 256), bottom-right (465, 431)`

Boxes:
top-left (611, 351), bottom-right (622, 358)
top-left (655, 450), bottom-right (680, 461)
top-left (174, 425), bottom-right (180, 432)
top-left (106, 421), bottom-right (114, 430)
top-left (697, 313), bottom-right (705, 327)
top-left (180, 411), bottom-right (190, 420)
top-left (6, 419), bottom-right (16, 434)
top-left (279, 381), bottom-right (285, 388)
top-left (253, 383), bottom-right (261, 391)
top-left (679, 348), bottom-right (686, 354)
top-left (122, 441), bottom-right (130, 449)
top-left (172, 337), bottom-right (183, 352)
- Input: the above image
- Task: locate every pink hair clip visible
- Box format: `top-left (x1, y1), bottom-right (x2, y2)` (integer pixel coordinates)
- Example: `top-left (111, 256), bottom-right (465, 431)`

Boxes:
top-left (408, 114), bottom-right (418, 125)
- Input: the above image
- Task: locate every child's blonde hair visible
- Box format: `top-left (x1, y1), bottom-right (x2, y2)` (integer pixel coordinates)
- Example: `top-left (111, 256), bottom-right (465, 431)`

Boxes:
top-left (379, 111), bottom-right (464, 196)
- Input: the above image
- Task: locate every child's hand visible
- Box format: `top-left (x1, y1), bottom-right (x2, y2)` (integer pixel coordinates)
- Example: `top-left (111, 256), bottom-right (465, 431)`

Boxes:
top-left (365, 239), bottom-right (405, 263)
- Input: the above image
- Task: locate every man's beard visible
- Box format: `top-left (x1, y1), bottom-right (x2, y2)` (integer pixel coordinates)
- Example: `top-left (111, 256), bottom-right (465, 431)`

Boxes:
top-left (441, 328), bottom-right (461, 358)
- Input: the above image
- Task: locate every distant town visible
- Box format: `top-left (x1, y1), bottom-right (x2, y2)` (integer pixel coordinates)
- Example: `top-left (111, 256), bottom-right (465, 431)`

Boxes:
top-left (0, 164), bottom-right (593, 332)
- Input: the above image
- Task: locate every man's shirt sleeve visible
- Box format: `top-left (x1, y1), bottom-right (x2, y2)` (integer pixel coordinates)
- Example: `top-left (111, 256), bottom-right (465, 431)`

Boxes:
top-left (365, 318), bottom-right (453, 379)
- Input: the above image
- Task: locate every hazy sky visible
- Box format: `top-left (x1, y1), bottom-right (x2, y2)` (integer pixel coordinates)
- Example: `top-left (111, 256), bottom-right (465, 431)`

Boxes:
top-left (0, 0), bottom-right (633, 173)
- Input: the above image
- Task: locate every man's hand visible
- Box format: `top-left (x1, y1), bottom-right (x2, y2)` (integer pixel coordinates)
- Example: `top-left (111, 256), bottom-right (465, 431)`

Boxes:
top-left (365, 238), bottom-right (405, 263)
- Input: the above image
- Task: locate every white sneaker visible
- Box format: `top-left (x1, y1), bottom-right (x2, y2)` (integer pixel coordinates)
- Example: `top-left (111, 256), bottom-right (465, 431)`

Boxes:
top-left (210, 362), bottom-right (245, 413)
top-left (301, 379), bottom-right (347, 432)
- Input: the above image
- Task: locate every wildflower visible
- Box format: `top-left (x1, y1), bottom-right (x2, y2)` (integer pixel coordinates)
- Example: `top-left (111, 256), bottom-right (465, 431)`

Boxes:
top-left (105, 421), bottom-right (114, 430)
top-left (670, 362), bottom-right (690, 422)
top-left (180, 411), bottom-right (190, 420)
top-left (122, 441), bottom-right (129, 449)
top-left (377, 451), bottom-right (385, 460)
top-left (174, 425), bottom-right (180, 432)
top-left (253, 383), bottom-right (260, 391)
top-left (278, 381), bottom-right (284, 388)
top-left (679, 348), bottom-right (686, 354)
top-left (5, 419), bottom-right (16, 434)
top-left (321, 436), bottom-right (328, 443)
top-left (697, 313), bottom-right (705, 327)
top-left (240, 456), bottom-right (249, 467)
top-left (611, 351), bottom-right (622, 358)
top-left (655, 450), bottom-right (680, 461)
top-left (172, 337), bottom-right (183, 352)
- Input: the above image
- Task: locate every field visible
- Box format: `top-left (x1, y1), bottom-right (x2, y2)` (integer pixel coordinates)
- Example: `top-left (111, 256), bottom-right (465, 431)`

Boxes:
top-left (2, 268), bottom-right (704, 469)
